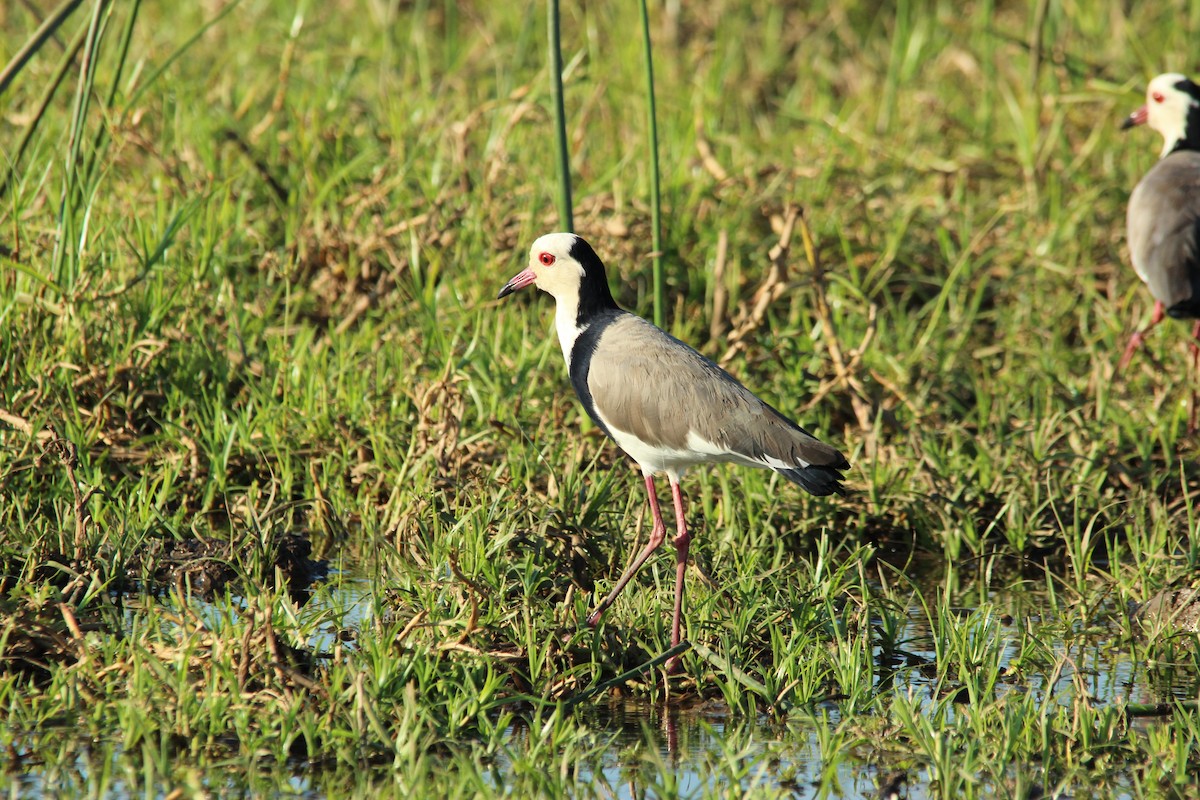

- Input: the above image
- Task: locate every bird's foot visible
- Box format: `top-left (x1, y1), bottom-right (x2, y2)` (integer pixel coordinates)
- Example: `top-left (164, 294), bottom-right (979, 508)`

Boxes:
top-left (585, 609), bottom-right (604, 628)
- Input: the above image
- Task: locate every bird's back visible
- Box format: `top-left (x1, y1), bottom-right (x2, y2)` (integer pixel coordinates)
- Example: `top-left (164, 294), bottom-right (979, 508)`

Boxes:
top-left (1129, 150), bottom-right (1200, 316)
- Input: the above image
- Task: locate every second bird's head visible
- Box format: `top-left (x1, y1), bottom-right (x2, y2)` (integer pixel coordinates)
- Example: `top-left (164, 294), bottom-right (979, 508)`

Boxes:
top-left (497, 232), bottom-right (596, 302)
top-left (1123, 73), bottom-right (1200, 156)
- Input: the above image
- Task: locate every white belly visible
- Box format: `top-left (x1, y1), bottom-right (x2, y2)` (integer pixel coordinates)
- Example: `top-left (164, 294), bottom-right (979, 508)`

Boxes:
top-left (594, 411), bottom-right (771, 480)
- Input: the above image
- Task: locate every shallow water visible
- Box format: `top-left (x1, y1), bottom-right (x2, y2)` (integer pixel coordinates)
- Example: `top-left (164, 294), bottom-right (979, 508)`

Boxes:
top-left (312, 572), bottom-right (1195, 798)
top-left (5, 570), bottom-right (1197, 799)
top-left (501, 703), bottom-right (894, 799)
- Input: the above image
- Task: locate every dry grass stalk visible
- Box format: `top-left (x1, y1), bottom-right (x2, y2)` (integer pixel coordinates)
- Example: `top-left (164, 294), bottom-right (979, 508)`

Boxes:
top-left (708, 229), bottom-right (729, 341)
top-left (719, 206), bottom-right (799, 366)
top-left (795, 212), bottom-right (879, 434)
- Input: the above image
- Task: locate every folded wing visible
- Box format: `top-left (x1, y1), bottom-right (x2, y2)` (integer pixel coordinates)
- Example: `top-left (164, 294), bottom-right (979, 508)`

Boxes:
top-left (585, 315), bottom-right (848, 495)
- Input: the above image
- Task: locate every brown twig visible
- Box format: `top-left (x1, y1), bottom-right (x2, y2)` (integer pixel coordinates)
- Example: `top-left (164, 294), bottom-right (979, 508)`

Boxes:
top-left (799, 303), bottom-right (878, 416)
top-left (395, 609), bottom-right (428, 643)
top-left (436, 641), bottom-right (525, 660)
top-left (0, 408), bottom-right (54, 443)
top-left (58, 603), bottom-right (90, 664)
top-left (308, 460), bottom-right (328, 532)
top-left (38, 433), bottom-right (90, 563)
top-left (695, 117), bottom-right (728, 182)
top-left (447, 550), bottom-right (483, 644)
top-left (796, 211), bottom-right (876, 432)
top-left (267, 662), bottom-right (325, 695)
top-left (237, 615), bottom-right (255, 692)
top-left (261, 605), bottom-right (293, 696)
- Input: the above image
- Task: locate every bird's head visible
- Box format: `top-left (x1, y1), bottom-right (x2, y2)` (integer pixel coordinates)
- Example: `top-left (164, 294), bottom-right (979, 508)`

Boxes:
top-left (1123, 73), bottom-right (1200, 157)
top-left (497, 232), bottom-right (617, 320)
top-left (497, 232), bottom-right (587, 302)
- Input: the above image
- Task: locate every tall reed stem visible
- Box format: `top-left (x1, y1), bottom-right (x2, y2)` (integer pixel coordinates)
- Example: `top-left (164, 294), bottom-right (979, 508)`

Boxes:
top-left (639, 0), bottom-right (663, 327)
top-left (548, 0), bottom-right (573, 233)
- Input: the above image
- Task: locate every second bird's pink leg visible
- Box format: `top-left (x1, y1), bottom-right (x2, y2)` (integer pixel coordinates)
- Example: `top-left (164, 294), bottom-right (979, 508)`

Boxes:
top-left (1119, 301), bottom-right (1166, 371)
top-left (664, 478), bottom-right (691, 675)
top-left (1190, 320), bottom-right (1200, 433)
top-left (586, 474), bottom-right (666, 627)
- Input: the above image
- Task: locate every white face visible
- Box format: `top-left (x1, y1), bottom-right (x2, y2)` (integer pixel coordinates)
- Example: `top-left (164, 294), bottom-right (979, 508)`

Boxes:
top-left (497, 232), bottom-right (586, 303)
top-left (525, 232), bottom-right (585, 301)
top-left (1145, 73), bottom-right (1198, 151)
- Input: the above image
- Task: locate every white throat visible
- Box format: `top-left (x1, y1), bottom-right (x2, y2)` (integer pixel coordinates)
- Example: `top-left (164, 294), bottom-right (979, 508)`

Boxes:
top-left (552, 289), bottom-right (584, 366)
top-left (1160, 128), bottom-right (1186, 159)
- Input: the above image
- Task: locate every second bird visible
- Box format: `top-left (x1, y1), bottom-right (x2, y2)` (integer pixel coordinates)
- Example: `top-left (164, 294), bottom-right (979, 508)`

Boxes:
top-left (1120, 73), bottom-right (1200, 371)
top-left (498, 233), bottom-right (849, 672)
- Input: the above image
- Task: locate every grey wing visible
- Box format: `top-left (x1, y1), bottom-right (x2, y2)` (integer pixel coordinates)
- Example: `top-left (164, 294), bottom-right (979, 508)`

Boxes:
top-left (587, 316), bottom-right (846, 468)
top-left (1129, 153), bottom-right (1200, 311)
top-left (701, 368), bottom-right (849, 470)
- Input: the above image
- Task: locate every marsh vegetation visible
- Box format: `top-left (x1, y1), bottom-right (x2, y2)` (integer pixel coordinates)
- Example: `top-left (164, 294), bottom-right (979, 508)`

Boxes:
top-left (1, 1), bottom-right (1198, 796)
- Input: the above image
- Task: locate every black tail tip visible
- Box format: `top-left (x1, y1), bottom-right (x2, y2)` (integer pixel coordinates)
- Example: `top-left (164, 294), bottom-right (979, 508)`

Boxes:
top-left (780, 465), bottom-right (847, 497)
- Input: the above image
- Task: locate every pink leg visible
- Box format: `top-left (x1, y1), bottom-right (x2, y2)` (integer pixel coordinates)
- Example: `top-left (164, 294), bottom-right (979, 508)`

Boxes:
top-left (587, 474), bottom-right (667, 627)
top-left (1189, 321), bottom-right (1200, 434)
top-left (664, 478), bottom-right (691, 675)
top-left (1119, 301), bottom-right (1166, 371)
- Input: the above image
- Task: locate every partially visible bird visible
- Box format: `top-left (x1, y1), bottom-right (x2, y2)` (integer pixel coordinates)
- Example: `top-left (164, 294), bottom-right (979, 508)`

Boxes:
top-left (498, 233), bottom-right (849, 672)
top-left (1119, 73), bottom-right (1200, 384)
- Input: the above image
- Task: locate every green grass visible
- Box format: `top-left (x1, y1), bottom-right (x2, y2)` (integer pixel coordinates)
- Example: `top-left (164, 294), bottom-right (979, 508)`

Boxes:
top-left (2, 0), bottom-right (1200, 796)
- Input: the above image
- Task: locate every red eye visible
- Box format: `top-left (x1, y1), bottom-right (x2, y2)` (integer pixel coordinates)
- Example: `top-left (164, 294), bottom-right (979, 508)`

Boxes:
top-left (538, 252), bottom-right (555, 266)
top-left (1152, 91), bottom-right (1165, 103)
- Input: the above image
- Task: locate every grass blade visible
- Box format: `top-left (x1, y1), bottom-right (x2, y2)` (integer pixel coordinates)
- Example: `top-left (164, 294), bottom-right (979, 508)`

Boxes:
top-left (0, 0), bottom-right (85, 96)
top-left (692, 640), bottom-right (768, 697)
top-left (51, 0), bottom-right (110, 288)
top-left (0, 21), bottom-right (90, 200)
top-left (79, 0), bottom-right (141, 191)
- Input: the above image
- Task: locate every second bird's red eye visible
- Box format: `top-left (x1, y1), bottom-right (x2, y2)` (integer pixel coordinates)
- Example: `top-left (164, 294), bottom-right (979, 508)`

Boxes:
top-left (539, 252), bottom-right (555, 266)
top-left (1153, 91), bottom-right (1165, 103)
